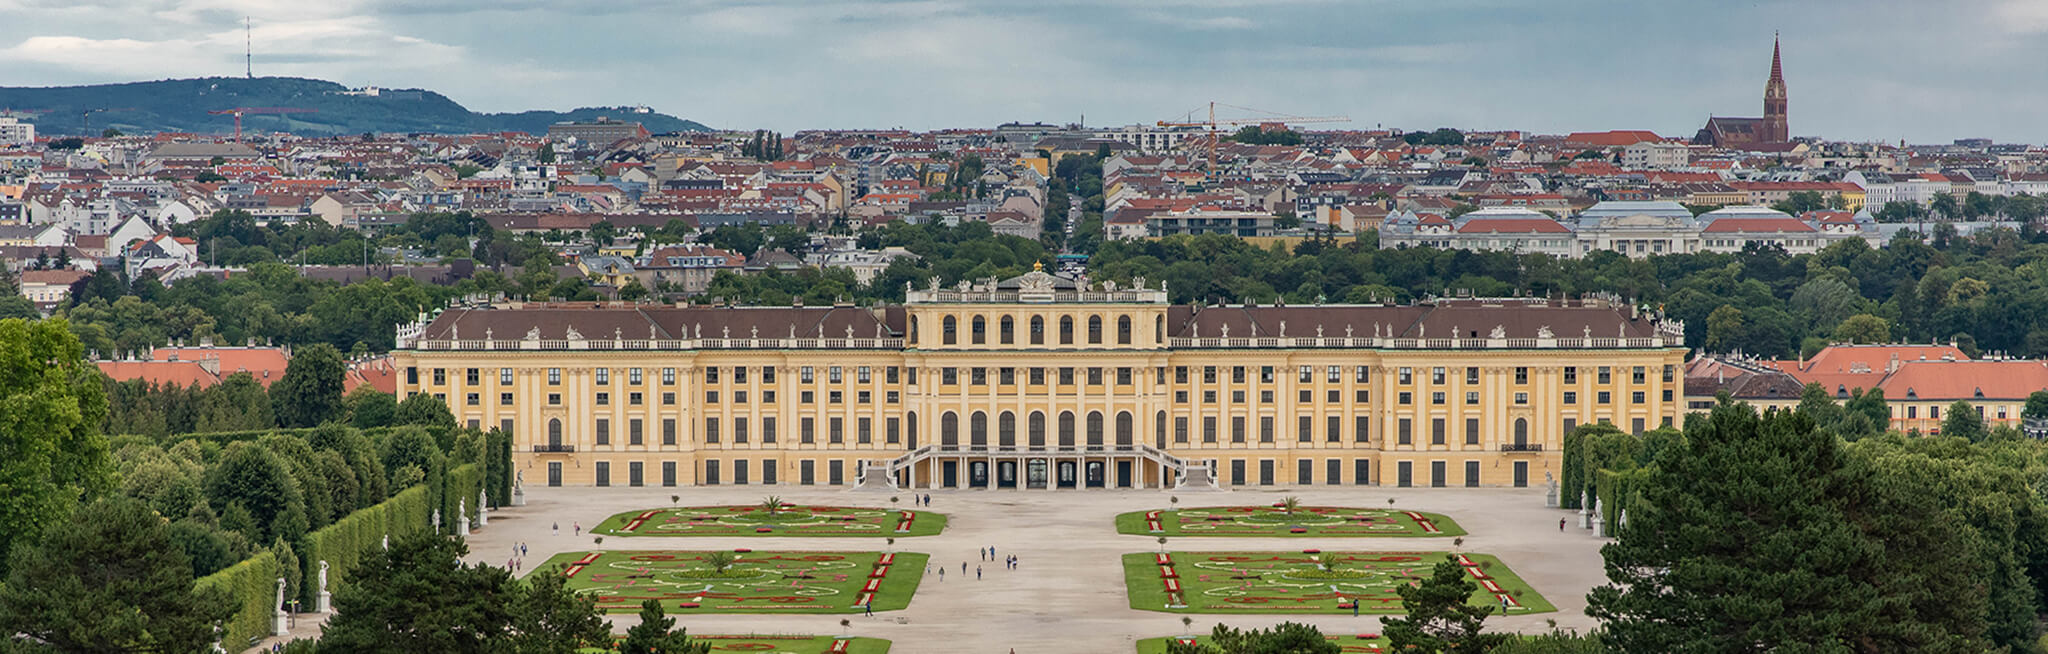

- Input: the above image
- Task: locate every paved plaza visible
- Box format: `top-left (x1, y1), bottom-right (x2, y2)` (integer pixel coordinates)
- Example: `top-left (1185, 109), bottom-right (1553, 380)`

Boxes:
top-left (455, 484), bottom-right (1606, 654)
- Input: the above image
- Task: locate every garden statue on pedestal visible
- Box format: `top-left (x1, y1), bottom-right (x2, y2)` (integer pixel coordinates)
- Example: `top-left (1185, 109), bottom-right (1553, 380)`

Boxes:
top-left (457, 500), bottom-right (467, 534)
top-left (316, 561), bottom-right (331, 613)
top-left (272, 578), bottom-right (288, 636)
top-left (1578, 490), bottom-right (1593, 529)
top-left (477, 489), bottom-right (489, 527)
top-left (1544, 473), bottom-right (1558, 507)
top-left (431, 509), bottom-right (441, 534)
top-left (1592, 498), bottom-right (1607, 538)
top-left (514, 470), bottom-right (527, 506)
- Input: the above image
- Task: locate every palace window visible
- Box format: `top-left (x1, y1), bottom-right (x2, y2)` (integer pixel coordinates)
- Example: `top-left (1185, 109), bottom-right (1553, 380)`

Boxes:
top-left (596, 368), bottom-right (610, 385)
top-left (1060, 316), bottom-right (1074, 345)
top-left (1116, 315), bottom-right (1132, 345)
top-left (499, 368), bottom-right (512, 385)
top-left (1431, 367), bottom-right (1445, 384)
top-left (662, 367), bottom-right (676, 384)
top-left (629, 368), bottom-right (643, 384)
top-left (1029, 315), bottom-right (1045, 345)
top-left (1000, 316), bottom-right (1015, 344)
top-left (1088, 315), bottom-right (1103, 344)
top-left (971, 316), bottom-right (986, 345)
top-left (548, 368), bottom-right (561, 385)
top-left (1465, 367), bottom-right (1479, 384)
top-left (943, 316), bottom-right (958, 345)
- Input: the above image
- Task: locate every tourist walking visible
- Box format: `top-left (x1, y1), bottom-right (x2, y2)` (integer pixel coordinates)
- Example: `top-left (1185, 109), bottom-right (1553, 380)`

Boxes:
top-left (976, 566), bottom-right (982, 580)
top-left (573, 522), bottom-right (581, 536)
top-left (864, 602), bottom-right (874, 617)
top-left (938, 568), bottom-right (944, 581)
top-left (552, 522), bottom-right (559, 535)
top-left (962, 561), bottom-right (968, 574)
top-left (1559, 518), bottom-right (1566, 532)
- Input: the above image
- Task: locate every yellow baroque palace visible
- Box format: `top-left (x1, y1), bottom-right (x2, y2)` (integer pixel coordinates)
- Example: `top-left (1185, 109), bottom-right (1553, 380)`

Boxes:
top-left (393, 269), bottom-right (1686, 491)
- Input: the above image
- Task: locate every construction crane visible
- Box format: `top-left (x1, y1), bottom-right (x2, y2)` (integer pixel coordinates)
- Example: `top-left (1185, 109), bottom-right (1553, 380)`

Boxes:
top-left (208, 106), bottom-right (317, 140)
top-left (82, 107), bottom-right (136, 136)
top-left (1157, 102), bottom-right (1349, 171)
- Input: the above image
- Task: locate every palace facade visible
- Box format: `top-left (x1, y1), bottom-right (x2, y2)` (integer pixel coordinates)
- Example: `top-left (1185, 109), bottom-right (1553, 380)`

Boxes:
top-left (392, 270), bottom-right (1688, 491)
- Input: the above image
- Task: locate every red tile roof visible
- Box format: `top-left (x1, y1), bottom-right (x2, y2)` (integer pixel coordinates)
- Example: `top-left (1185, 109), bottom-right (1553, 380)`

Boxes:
top-left (1879, 360), bottom-right (2048, 401)
top-left (96, 360), bottom-right (220, 389)
top-left (151, 346), bottom-right (292, 386)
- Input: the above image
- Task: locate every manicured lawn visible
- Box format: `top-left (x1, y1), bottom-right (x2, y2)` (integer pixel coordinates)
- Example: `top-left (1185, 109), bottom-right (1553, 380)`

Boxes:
top-left (539, 550), bottom-right (928, 614)
top-left (577, 635), bottom-right (889, 654)
top-left (1123, 551), bottom-right (1552, 615)
top-left (1115, 506), bottom-right (1465, 538)
top-left (592, 505), bottom-right (946, 538)
top-left (1137, 634), bottom-right (1388, 653)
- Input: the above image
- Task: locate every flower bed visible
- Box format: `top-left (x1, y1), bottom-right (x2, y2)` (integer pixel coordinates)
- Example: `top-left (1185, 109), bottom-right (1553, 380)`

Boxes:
top-left (1135, 634), bottom-right (1385, 654)
top-left (591, 505), bottom-right (946, 538)
top-left (1121, 551), bottom-right (1553, 615)
top-left (1114, 506), bottom-right (1465, 538)
top-left (540, 550), bottom-right (928, 614)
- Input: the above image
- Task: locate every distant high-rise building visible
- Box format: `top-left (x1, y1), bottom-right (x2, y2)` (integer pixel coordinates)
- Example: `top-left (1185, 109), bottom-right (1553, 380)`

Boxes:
top-left (1695, 35), bottom-right (1791, 149)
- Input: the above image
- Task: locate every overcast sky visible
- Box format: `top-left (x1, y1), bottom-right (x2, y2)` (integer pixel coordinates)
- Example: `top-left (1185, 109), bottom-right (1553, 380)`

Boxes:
top-left (2, 0), bottom-right (2044, 143)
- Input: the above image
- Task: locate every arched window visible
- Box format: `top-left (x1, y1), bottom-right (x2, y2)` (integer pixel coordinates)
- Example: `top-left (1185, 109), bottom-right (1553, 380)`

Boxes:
top-left (1058, 411), bottom-right (1076, 449)
top-left (1117, 316), bottom-right (1133, 345)
top-left (999, 316), bottom-right (1015, 345)
top-left (1059, 316), bottom-right (1074, 345)
top-left (942, 316), bottom-right (957, 345)
top-left (941, 412), bottom-right (959, 448)
top-left (998, 411), bottom-right (1016, 448)
top-left (1155, 315), bottom-right (1165, 344)
top-left (970, 411), bottom-right (988, 448)
top-left (1514, 418), bottom-right (1529, 447)
top-left (971, 316), bottom-right (986, 345)
top-left (1029, 315), bottom-right (1045, 345)
top-left (1115, 411), bottom-right (1134, 447)
top-left (909, 317), bottom-right (918, 344)
top-left (1028, 411), bottom-right (1046, 448)
top-left (1088, 316), bottom-right (1104, 344)
top-left (906, 411), bottom-right (919, 449)
top-left (1154, 411), bottom-right (1167, 448)
top-left (1087, 411), bottom-right (1105, 448)
top-left (548, 418), bottom-right (562, 447)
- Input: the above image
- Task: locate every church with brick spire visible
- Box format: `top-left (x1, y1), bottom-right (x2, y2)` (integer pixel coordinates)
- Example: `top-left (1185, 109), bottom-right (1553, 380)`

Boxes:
top-left (1696, 36), bottom-right (1792, 149)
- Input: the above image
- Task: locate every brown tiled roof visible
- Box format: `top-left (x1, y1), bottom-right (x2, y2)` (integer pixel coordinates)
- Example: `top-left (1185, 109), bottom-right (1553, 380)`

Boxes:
top-left (421, 305), bottom-right (900, 341)
top-left (1168, 300), bottom-right (1655, 340)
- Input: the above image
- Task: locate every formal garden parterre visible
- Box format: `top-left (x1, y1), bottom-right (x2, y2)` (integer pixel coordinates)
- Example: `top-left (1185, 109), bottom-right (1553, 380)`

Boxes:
top-left (1115, 503), bottom-right (1464, 538)
top-left (1136, 634), bottom-right (1389, 653)
top-left (592, 503), bottom-right (946, 537)
top-left (1123, 551), bottom-right (1552, 614)
top-left (540, 549), bottom-right (928, 614)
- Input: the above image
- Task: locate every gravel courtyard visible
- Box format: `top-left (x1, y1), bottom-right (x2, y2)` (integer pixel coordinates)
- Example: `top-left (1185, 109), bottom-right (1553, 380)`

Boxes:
top-left (463, 485), bottom-right (1606, 654)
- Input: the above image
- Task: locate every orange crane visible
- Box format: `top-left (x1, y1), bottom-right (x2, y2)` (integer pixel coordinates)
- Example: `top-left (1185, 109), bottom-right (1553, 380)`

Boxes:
top-left (1157, 102), bottom-right (1349, 171)
top-left (209, 106), bottom-right (317, 139)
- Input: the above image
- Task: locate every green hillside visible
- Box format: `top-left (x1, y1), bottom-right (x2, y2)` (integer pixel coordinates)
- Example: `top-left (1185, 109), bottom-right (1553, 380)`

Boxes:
top-left (0, 76), bottom-right (710, 137)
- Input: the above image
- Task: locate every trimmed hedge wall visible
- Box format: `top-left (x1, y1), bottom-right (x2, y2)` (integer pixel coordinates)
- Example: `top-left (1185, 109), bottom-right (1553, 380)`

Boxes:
top-left (195, 550), bottom-right (283, 649)
top-left (301, 485), bottom-right (432, 606)
top-left (445, 463), bottom-right (482, 532)
top-left (210, 475), bottom-right (458, 646)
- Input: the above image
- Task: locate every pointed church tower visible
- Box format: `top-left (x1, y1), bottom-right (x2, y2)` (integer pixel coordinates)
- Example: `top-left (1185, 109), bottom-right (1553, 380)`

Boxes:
top-left (1763, 34), bottom-right (1789, 142)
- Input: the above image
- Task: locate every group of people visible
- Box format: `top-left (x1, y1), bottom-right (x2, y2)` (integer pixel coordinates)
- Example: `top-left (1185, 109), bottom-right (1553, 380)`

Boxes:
top-left (505, 542), bottom-right (529, 572)
top-left (927, 546), bottom-right (1020, 582)
top-left (912, 494), bottom-right (934, 506)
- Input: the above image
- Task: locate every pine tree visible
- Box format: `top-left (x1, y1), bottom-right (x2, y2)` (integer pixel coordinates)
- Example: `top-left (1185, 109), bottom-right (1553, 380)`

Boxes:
top-left (1379, 555), bottom-right (1508, 654)
top-left (1588, 403), bottom-right (1992, 652)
